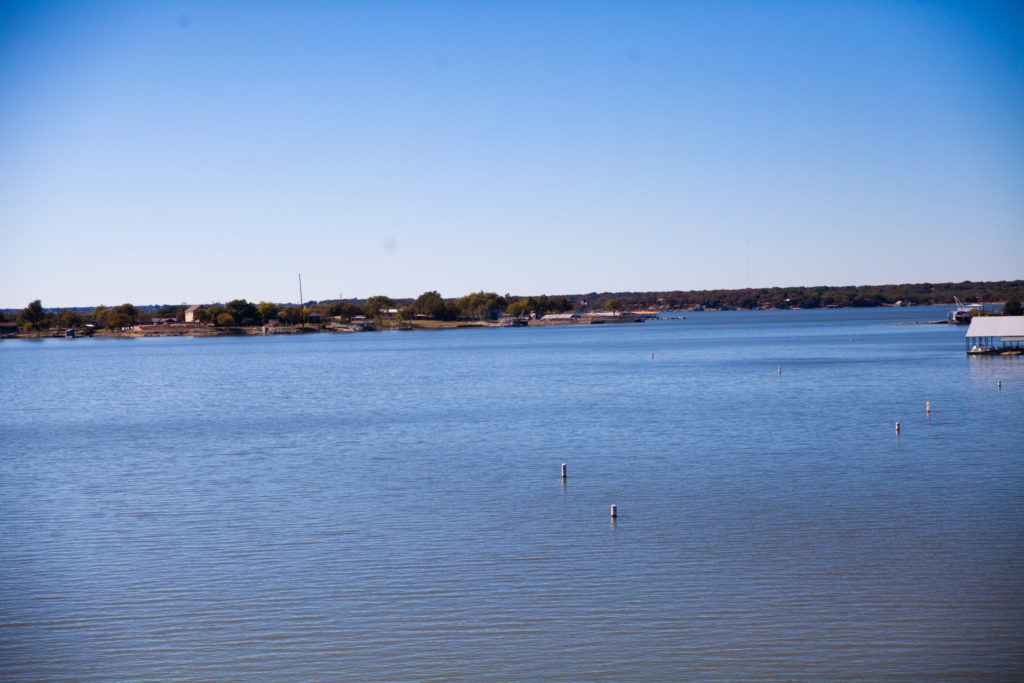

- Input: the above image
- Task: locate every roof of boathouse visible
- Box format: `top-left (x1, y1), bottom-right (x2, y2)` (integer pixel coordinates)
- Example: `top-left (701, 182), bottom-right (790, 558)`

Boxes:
top-left (965, 316), bottom-right (1024, 340)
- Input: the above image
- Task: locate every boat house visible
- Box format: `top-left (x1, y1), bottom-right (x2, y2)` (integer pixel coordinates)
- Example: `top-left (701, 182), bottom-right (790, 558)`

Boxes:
top-left (964, 316), bottom-right (1024, 354)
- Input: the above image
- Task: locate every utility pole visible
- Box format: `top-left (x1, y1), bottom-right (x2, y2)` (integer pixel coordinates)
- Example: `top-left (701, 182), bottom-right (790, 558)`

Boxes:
top-left (298, 273), bottom-right (305, 327)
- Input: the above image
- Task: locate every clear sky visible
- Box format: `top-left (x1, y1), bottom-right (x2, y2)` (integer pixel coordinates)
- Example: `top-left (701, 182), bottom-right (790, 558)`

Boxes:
top-left (2, 1), bottom-right (1022, 307)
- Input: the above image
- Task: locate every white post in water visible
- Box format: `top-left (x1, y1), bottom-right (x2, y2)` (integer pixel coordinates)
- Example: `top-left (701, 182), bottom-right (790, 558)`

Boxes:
top-left (610, 504), bottom-right (618, 519)
top-left (778, 366), bottom-right (782, 376)
top-left (895, 421), bottom-right (902, 435)
top-left (925, 400), bottom-right (932, 414)
top-left (560, 463), bottom-right (567, 480)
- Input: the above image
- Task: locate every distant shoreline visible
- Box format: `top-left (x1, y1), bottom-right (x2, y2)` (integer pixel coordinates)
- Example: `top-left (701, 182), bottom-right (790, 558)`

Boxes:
top-left (2, 305), bottom-right (968, 341)
top-left (4, 280), bottom-right (1021, 340)
top-left (4, 278), bottom-right (1024, 315)
top-left (4, 315), bottom-right (649, 339)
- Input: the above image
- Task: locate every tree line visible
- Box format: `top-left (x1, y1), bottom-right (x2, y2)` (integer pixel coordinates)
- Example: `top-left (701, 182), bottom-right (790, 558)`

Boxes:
top-left (6, 280), bottom-right (1023, 332)
top-left (3, 291), bottom-right (574, 331)
top-left (571, 280), bottom-right (1024, 311)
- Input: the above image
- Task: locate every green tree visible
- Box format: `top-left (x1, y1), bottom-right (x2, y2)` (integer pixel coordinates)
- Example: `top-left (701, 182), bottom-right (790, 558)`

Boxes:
top-left (457, 291), bottom-right (506, 320)
top-left (506, 298), bottom-right (531, 318)
top-left (278, 307), bottom-right (301, 325)
top-left (1005, 300), bottom-right (1022, 316)
top-left (156, 305), bottom-right (184, 320)
top-left (203, 305), bottom-right (227, 325)
top-left (525, 295), bottom-right (573, 318)
top-left (257, 302), bottom-right (279, 323)
top-left (226, 299), bottom-right (259, 325)
top-left (17, 300), bottom-right (47, 330)
top-left (57, 310), bottom-right (82, 329)
top-left (604, 298), bottom-right (622, 312)
top-left (215, 311), bottom-right (235, 327)
top-left (364, 296), bottom-right (394, 318)
top-left (414, 291), bottom-right (455, 320)
top-left (327, 301), bottom-right (364, 320)
top-left (97, 308), bottom-right (118, 328)
top-left (97, 303), bottom-right (139, 329)
top-left (116, 303), bottom-right (139, 325)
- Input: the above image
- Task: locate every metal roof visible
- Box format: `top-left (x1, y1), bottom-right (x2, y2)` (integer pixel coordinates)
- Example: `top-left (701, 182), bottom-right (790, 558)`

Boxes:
top-left (965, 316), bottom-right (1024, 338)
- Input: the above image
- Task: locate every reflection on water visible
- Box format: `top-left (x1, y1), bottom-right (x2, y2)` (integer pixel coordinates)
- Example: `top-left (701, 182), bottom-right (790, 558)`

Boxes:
top-left (965, 352), bottom-right (1023, 390)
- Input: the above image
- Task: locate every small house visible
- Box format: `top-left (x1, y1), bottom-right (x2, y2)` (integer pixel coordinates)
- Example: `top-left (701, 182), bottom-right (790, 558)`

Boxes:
top-left (184, 304), bottom-right (202, 323)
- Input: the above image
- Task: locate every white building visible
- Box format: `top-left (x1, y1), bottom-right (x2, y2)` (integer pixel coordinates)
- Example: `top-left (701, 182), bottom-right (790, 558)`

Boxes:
top-left (184, 304), bottom-right (202, 323)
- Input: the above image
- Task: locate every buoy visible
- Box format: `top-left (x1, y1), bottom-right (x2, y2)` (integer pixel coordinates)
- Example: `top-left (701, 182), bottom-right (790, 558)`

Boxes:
top-left (895, 421), bottom-right (902, 434)
top-left (609, 504), bottom-right (618, 519)
top-left (925, 400), bottom-right (932, 414)
top-left (560, 463), bottom-right (567, 480)
top-left (778, 366), bottom-right (782, 376)
top-left (997, 380), bottom-right (1003, 390)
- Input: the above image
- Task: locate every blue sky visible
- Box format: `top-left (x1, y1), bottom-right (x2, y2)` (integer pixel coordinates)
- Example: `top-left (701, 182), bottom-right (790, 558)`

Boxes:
top-left (2, 1), bottom-right (1022, 306)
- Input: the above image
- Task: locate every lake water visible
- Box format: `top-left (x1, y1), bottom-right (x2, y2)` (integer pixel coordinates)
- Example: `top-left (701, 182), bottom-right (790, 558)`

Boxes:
top-left (2, 307), bottom-right (1022, 681)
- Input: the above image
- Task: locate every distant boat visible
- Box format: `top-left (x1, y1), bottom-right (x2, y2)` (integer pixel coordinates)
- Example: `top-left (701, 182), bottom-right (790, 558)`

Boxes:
top-left (949, 296), bottom-right (983, 324)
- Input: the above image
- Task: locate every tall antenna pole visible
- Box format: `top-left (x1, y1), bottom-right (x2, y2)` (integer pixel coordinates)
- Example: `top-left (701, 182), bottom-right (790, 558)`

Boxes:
top-left (298, 273), bottom-right (305, 327)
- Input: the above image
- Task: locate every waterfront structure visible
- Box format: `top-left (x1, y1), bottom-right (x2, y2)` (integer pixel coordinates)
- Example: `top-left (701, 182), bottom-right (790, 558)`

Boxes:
top-left (585, 311), bottom-right (624, 322)
top-left (184, 304), bottom-right (201, 323)
top-left (583, 311), bottom-right (643, 323)
top-left (964, 316), bottom-right (1024, 354)
top-left (631, 309), bottom-right (661, 319)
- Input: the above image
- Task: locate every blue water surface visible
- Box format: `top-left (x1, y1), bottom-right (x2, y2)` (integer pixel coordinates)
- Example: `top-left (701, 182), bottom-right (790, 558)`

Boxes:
top-left (1, 307), bottom-right (1022, 681)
